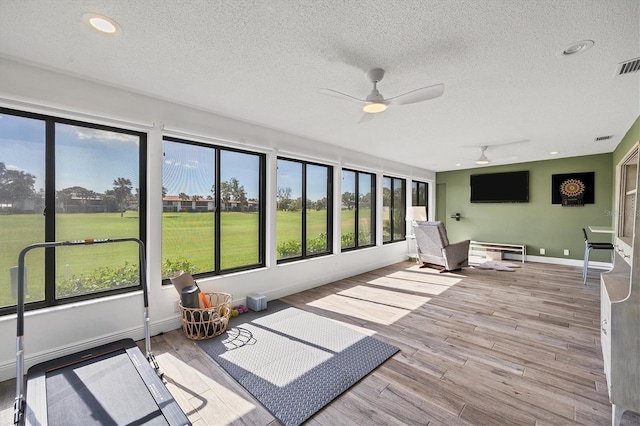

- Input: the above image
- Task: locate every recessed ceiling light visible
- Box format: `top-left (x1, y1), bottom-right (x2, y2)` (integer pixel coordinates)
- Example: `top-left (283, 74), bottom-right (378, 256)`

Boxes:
top-left (455, 163), bottom-right (462, 167)
top-left (550, 151), bottom-right (559, 155)
top-left (560, 40), bottom-right (594, 56)
top-left (83, 13), bottom-right (121, 35)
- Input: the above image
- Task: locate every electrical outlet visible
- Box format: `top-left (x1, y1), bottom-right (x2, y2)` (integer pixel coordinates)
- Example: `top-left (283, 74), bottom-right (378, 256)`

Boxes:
top-left (564, 249), bottom-right (570, 256)
top-left (174, 300), bottom-right (180, 313)
top-left (540, 248), bottom-right (546, 255)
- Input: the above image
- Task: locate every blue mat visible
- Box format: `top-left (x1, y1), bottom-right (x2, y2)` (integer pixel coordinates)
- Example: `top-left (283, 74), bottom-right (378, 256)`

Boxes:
top-left (197, 300), bottom-right (399, 426)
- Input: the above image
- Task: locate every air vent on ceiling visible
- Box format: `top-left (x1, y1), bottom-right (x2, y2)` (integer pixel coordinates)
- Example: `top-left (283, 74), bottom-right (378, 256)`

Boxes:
top-left (616, 58), bottom-right (640, 75)
top-left (594, 135), bottom-right (613, 142)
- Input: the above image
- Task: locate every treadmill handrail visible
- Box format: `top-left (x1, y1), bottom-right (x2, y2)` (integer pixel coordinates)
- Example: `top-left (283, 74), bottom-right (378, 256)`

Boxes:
top-left (14, 237), bottom-right (150, 426)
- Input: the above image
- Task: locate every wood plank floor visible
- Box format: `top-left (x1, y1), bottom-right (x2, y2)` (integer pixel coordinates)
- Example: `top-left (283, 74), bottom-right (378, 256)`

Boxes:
top-left (2, 260), bottom-right (640, 425)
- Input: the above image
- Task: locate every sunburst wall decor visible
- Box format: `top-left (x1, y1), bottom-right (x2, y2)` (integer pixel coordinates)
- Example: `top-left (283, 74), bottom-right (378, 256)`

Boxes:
top-left (551, 172), bottom-right (595, 206)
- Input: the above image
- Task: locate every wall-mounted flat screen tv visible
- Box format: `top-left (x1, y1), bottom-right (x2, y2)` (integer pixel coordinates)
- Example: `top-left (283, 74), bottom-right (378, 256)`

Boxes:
top-left (470, 170), bottom-right (529, 203)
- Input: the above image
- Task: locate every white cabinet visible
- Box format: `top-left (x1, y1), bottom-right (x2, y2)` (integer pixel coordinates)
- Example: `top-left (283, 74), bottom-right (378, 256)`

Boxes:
top-left (600, 283), bottom-right (611, 390)
top-left (601, 142), bottom-right (640, 425)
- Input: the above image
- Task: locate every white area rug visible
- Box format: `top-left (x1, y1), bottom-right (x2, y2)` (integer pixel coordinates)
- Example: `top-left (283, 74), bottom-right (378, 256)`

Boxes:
top-left (473, 260), bottom-right (521, 272)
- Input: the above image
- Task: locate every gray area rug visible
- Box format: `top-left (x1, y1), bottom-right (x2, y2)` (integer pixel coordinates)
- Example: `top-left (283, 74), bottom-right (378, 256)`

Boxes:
top-left (197, 300), bottom-right (399, 426)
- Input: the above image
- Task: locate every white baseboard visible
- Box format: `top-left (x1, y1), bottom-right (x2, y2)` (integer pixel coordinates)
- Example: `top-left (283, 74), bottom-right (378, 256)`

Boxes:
top-left (264, 253), bottom-right (407, 302)
top-left (0, 316), bottom-right (182, 382)
top-left (509, 253), bottom-right (611, 270)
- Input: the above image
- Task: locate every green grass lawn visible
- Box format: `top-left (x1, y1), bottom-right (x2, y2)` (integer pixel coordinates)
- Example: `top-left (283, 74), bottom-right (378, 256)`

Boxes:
top-left (1, 210), bottom-right (358, 307)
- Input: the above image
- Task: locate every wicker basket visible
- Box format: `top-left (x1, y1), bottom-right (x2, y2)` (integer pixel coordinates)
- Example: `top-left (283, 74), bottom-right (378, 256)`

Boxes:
top-left (179, 292), bottom-right (232, 340)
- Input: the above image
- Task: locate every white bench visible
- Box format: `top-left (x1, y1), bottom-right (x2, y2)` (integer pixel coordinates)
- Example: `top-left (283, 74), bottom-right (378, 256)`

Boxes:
top-left (470, 241), bottom-right (526, 263)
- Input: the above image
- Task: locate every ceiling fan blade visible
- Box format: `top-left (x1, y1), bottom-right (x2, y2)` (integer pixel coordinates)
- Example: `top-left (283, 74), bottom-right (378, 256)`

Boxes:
top-left (318, 88), bottom-right (365, 103)
top-left (387, 83), bottom-right (445, 105)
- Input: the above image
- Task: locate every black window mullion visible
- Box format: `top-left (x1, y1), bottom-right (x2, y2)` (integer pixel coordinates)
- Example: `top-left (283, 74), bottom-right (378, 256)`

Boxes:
top-left (138, 134), bottom-right (148, 244)
top-left (354, 171), bottom-right (360, 248)
top-left (371, 175), bottom-right (376, 244)
top-left (44, 119), bottom-right (56, 306)
top-left (398, 178), bottom-right (407, 242)
top-left (398, 179), bottom-right (407, 241)
top-left (326, 165), bottom-right (333, 253)
top-left (301, 164), bottom-right (307, 257)
top-left (258, 154), bottom-right (266, 265)
top-left (389, 178), bottom-right (396, 243)
top-left (424, 182), bottom-right (429, 216)
top-left (214, 148), bottom-right (221, 273)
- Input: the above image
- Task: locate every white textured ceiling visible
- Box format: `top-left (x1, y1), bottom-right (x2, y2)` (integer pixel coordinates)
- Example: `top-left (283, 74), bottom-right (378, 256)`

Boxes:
top-left (0, 0), bottom-right (638, 171)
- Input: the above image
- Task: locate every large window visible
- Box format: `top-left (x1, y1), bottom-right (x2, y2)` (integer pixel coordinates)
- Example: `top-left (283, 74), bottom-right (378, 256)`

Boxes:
top-left (382, 176), bottom-right (406, 243)
top-left (0, 108), bottom-right (146, 314)
top-left (341, 169), bottom-right (375, 250)
top-left (276, 158), bottom-right (332, 262)
top-left (162, 138), bottom-right (265, 280)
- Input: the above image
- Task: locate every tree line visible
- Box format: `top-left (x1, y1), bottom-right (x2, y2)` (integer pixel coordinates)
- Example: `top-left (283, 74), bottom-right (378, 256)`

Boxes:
top-left (0, 161), bottom-right (135, 215)
top-left (276, 186), bottom-right (328, 211)
top-left (275, 187), bottom-right (379, 211)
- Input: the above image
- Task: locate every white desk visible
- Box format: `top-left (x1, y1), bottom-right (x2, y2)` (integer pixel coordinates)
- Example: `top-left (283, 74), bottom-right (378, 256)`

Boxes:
top-left (589, 226), bottom-right (614, 234)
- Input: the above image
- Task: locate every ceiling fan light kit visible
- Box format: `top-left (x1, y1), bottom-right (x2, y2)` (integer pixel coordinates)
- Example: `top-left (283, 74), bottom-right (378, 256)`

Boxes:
top-left (363, 102), bottom-right (387, 113)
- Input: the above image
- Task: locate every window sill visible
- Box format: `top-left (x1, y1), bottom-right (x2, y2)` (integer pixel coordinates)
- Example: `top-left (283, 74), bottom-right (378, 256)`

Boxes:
top-left (276, 253), bottom-right (337, 267)
top-left (0, 290), bottom-right (143, 323)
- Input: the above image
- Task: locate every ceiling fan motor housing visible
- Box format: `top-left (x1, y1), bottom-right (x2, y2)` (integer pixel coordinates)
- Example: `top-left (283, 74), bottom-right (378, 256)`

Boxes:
top-left (366, 89), bottom-right (385, 102)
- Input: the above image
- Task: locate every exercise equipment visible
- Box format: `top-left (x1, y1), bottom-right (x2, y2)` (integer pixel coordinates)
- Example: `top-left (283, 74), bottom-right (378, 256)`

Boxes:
top-left (13, 238), bottom-right (191, 426)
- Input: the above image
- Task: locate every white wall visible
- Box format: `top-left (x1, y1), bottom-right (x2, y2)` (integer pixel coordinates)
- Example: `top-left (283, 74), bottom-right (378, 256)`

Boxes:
top-left (0, 58), bottom-right (436, 381)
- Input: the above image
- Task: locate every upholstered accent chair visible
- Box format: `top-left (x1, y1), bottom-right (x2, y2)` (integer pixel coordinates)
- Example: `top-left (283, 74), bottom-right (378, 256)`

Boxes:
top-left (413, 221), bottom-right (470, 271)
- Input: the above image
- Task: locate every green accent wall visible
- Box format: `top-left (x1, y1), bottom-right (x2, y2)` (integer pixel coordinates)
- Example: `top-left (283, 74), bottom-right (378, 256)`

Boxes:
top-left (613, 115), bottom-right (640, 168)
top-left (436, 154), bottom-right (613, 261)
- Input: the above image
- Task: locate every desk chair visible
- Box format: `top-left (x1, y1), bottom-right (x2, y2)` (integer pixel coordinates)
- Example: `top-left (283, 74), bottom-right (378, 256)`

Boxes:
top-left (582, 228), bottom-right (614, 284)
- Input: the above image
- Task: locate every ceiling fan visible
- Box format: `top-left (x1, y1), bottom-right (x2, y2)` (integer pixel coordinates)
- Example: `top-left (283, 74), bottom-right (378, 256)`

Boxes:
top-left (318, 68), bottom-right (444, 115)
top-left (470, 144), bottom-right (520, 166)
top-left (476, 146), bottom-right (491, 165)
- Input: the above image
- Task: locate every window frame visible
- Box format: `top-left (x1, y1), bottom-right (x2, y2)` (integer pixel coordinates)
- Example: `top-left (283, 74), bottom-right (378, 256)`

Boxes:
top-left (382, 175), bottom-right (407, 244)
top-left (615, 143), bottom-right (638, 254)
top-left (412, 180), bottom-right (429, 215)
top-left (0, 107), bottom-right (147, 316)
top-left (161, 136), bottom-right (266, 283)
top-left (341, 168), bottom-right (376, 252)
top-left (276, 156), bottom-right (333, 263)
